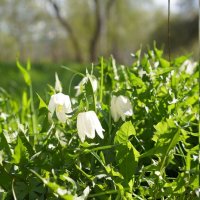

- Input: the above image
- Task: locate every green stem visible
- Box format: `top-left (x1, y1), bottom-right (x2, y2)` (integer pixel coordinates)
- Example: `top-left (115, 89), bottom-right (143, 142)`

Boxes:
top-left (29, 83), bottom-right (37, 145)
top-left (93, 92), bottom-right (97, 112)
top-left (134, 135), bottom-right (145, 151)
top-left (88, 188), bottom-right (130, 198)
top-left (61, 66), bottom-right (84, 77)
top-left (100, 57), bottom-right (104, 104)
top-left (83, 144), bottom-right (117, 154)
top-left (88, 190), bottom-right (118, 198)
top-left (12, 179), bottom-right (17, 200)
top-left (42, 123), bottom-right (55, 147)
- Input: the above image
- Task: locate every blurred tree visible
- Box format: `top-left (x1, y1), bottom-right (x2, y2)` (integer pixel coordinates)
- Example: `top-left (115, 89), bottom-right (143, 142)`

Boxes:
top-left (150, 0), bottom-right (198, 59)
top-left (47, 0), bottom-right (83, 62)
top-left (47, 0), bottom-right (117, 62)
top-left (0, 0), bottom-right (197, 63)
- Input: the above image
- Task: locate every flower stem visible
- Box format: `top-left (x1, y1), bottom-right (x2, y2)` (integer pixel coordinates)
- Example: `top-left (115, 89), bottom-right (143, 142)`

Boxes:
top-left (29, 83), bottom-right (37, 145)
top-left (100, 57), bottom-right (104, 104)
top-left (83, 144), bottom-right (117, 154)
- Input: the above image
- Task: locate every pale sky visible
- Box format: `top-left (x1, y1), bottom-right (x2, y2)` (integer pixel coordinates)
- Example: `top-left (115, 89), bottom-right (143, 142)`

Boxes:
top-left (153, 0), bottom-right (180, 13)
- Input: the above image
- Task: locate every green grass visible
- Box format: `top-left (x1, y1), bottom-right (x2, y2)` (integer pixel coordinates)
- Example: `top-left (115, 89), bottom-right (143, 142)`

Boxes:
top-left (0, 62), bottom-right (85, 99)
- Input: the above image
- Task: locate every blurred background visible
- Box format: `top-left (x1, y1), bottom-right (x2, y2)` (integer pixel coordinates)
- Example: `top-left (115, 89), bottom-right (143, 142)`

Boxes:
top-left (0, 0), bottom-right (198, 97)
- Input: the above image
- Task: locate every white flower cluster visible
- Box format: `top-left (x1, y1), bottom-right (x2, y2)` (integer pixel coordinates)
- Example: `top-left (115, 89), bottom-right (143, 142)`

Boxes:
top-left (48, 74), bottom-right (133, 142)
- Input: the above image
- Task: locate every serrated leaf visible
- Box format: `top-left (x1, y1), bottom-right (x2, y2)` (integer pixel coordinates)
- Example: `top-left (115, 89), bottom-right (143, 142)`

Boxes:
top-left (104, 164), bottom-right (123, 179)
top-left (18, 131), bottom-right (35, 156)
top-left (114, 121), bottom-right (136, 144)
top-left (115, 141), bottom-right (140, 183)
top-left (12, 137), bottom-right (28, 164)
top-left (141, 121), bottom-right (180, 160)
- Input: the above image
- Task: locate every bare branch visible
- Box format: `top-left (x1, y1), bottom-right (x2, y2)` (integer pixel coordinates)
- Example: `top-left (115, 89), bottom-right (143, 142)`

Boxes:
top-left (90, 0), bottom-right (105, 61)
top-left (47, 0), bottom-right (82, 62)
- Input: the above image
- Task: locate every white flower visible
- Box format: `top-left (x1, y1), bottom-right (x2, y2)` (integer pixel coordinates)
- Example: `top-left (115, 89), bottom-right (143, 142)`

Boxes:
top-left (48, 93), bottom-right (72, 123)
top-left (138, 68), bottom-right (146, 78)
top-left (77, 111), bottom-right (104, 142)
top-left (111, 95), bottom-right (133, 122)
top-left (75, 75), bottom-right (98, 96)
top-left (74, 186), bottom-right (90, 200)
top-left (55, 72), bottom-right (62, 92)
top-left (0, 112), bottom-right (9, 121)
top-left (57, 188), bottom-right (68, 196)
top-left (180, 60), bottom-right (197, 75)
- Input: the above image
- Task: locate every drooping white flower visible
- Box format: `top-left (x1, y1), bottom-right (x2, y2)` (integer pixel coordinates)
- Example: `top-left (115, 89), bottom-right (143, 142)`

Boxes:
top-left (75, 75), bottom-right (98, 96)
top-left (77, 111), bottom-right (104, 142)
top-left (55, 72), bottom-right (62, 93)
top-left (48, 93), bottom-right (72, 123)
top-left (180, 60), bottom-right (197, 75)
top-left (111, 95), bottom-right (133, 122)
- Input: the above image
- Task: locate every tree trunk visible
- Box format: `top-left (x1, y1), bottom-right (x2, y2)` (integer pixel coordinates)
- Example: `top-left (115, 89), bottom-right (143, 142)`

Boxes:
top-left (89, 0), bottom-right (103, 62)
top-left (48, 0), bottom-right (83, 62)
top-left (89, 0), bottom-right (116, 62)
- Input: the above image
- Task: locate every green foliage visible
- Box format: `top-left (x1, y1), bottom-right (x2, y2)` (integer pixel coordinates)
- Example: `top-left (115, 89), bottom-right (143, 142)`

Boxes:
top-left (0, 47), bottom-right (199, 199)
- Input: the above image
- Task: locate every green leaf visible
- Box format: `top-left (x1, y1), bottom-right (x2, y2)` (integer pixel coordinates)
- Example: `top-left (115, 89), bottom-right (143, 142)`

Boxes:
top-left (18, 130), bottom-right (35, 157)
top-left (186, 151), bottom-right (191, 171)
top-left (115, 141), bottom-right (140, 183)
top-left (114, 121), bottom-right (136, 144)
top-left (153, 43), bottom-right (163, 58)
top-left (16, 60), bottom-right (31, 86)
top-left (26, 59), bottom-right (31, 70)
top-left (129, 73), bottom-right (146, 89)
top-left (104, 164), bottom-right (123, 179)
top-left (0, 131), bottom-right (12, 156)
top-left (159, 129), bottom-right (180, 171)
top-left (36, 93), bottom-right (48, 109)
top-left (141, 119), bottom-right (180, 161)
top-left (152, 121), bottom-right (168, 142)
top-left (159, 58), bottom-right (170, 68)
top-left (12, 137), bottom-right (28, 164)
top-left (0, 166), bottom-right (12, 190)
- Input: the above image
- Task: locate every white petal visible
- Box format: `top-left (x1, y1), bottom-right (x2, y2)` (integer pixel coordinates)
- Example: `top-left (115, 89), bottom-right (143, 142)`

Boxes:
top-left (89, 111), bottom-right (104, 139)
top-left (77, 113), bottom-right (86, 142)
top-left (85, 111), bottom-right (95, 139)
top-left (111, 96), bottom-right (120, 122)
top-left (48, 94), bottom-right (56, 117)
top-left (117, 95), bottom-right (133, 118)
top-left (89, 75), bottom-right (98, 93)
top-left (63, 95), bottom-right (72, 114)
top-left (54, 93), bottom-right (66, 105)
top-left (120, 113), bottom-right (126, 121)
top-left (56, 108), bottom-right (67, 123)
top-left (83, 186), bottom-right (90, 197)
